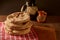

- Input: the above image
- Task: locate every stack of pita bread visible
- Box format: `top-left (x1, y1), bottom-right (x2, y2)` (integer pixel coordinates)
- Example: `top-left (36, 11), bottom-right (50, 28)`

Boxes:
top-left (4, 12), bottom-right (33, 35)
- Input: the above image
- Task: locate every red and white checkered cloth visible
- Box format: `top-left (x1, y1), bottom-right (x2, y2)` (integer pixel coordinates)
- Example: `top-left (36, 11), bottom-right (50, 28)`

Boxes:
top-left (0, 22), bottom-right (38, 40)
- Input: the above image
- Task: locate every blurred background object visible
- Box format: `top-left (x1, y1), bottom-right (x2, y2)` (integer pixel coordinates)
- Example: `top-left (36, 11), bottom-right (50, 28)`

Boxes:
top-left (37, 11), bottom-right (47, 22)
top-left (0, 0), bottom-right (60, 16)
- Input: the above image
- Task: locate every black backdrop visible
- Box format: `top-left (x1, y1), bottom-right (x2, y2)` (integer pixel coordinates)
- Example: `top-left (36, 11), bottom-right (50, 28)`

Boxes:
top-left (0, 0), bottom-right (60, 16)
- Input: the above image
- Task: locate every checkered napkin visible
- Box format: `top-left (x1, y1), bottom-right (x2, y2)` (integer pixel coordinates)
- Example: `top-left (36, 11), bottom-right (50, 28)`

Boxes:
top-left (0, 22), bottom-right (38, 40)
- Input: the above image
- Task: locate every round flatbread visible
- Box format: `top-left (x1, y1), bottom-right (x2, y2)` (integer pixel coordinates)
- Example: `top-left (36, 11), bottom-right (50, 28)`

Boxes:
top-left (5, 27), bottom-right (31, 35)
top-left (7, 12), bottom-right (30, 23)
top-left (4, 21), bottom-right (33, 29)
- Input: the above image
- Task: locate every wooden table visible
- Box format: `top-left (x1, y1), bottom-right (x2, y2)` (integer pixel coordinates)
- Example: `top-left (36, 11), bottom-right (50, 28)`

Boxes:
top-left (0, 15), bottom-right (57, 40)
top-left (0, 15), bottom-right (60, 23)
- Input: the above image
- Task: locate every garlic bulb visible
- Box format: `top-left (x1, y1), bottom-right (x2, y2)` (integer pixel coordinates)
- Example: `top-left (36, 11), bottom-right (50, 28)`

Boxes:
top-left (26, 6), bottom-right (38, 15)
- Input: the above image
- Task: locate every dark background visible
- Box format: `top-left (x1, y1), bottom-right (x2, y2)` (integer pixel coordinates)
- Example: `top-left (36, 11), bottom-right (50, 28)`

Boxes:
top-left (0, 0), bottom-right (60, 16)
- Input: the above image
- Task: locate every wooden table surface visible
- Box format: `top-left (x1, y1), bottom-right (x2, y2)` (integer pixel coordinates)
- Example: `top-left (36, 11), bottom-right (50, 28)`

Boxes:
top-left (0, 15), bottom-right (60, 23)
top-left (0, 15), bottom-right (60, 40)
